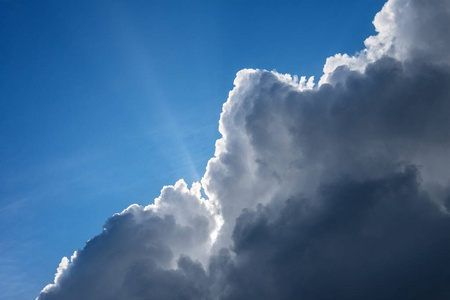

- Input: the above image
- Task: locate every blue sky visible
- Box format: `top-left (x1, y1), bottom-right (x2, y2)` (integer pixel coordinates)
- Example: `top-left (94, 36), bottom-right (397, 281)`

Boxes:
top-left (0, 1), bottom-right (386, 298)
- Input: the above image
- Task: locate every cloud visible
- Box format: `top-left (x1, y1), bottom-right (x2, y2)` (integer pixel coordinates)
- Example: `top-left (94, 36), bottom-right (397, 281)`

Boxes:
top-left (211, 166), bottom-right (450, 300)
top-left (37, 0), bottom-right (450, 299)
top-left (320, 0), bottom-right (450, 85)
top-left (38, 181), bottom-right (217, 300)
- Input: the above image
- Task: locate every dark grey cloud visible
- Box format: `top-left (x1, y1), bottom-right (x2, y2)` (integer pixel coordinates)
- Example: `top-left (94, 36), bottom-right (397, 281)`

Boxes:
top-left (247, 58), bottom-right (450, 179)
top-left (39, 213), bottom-right (201, 299)
top-left (204, 56), bottom-right (450, 300)
top-left (37, 0), bottom-right (450, 299)
top-left (38, 207), bottom-right (211, 300)
top-left (213, 166), bottom-right (450, 300)
top-left (37, 181), bottom-right (217, 300)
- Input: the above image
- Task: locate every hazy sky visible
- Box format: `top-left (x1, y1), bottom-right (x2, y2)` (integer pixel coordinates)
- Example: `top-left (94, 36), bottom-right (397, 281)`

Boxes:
top-left (5, 0), bottom-right (444, 299)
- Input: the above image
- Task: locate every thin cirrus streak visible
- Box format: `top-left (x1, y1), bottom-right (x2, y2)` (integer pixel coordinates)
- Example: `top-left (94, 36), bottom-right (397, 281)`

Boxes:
top-left (38, 0), bottom-right (450, 299)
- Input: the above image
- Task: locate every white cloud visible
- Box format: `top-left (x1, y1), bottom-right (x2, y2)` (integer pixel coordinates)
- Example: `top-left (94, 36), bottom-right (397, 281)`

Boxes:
top-left (320, 0), bottom-right (450, 85)
top-left (38, 0), bottom-right (450, 299)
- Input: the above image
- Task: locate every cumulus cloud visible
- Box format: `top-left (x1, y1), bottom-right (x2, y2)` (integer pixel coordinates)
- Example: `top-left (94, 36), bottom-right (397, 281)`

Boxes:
top-left (38, 181), bottom-right (217, 299)
top-left (38, 0), bottom-right (450, 299)
top-left (210, 166), bottom-right (450, 300)
top-left (320, 0), bottom-right (450, 85)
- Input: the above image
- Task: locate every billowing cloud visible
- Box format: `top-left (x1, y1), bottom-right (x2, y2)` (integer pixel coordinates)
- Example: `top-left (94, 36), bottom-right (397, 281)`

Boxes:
top-left (321, 0), bottom-right (450, 84)
top-left (210, 166), bottom-right (450, 299)
top-left (38, 181), bottom-right (218, 299)
top-left (37, 0), bottom-right (450, 299)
